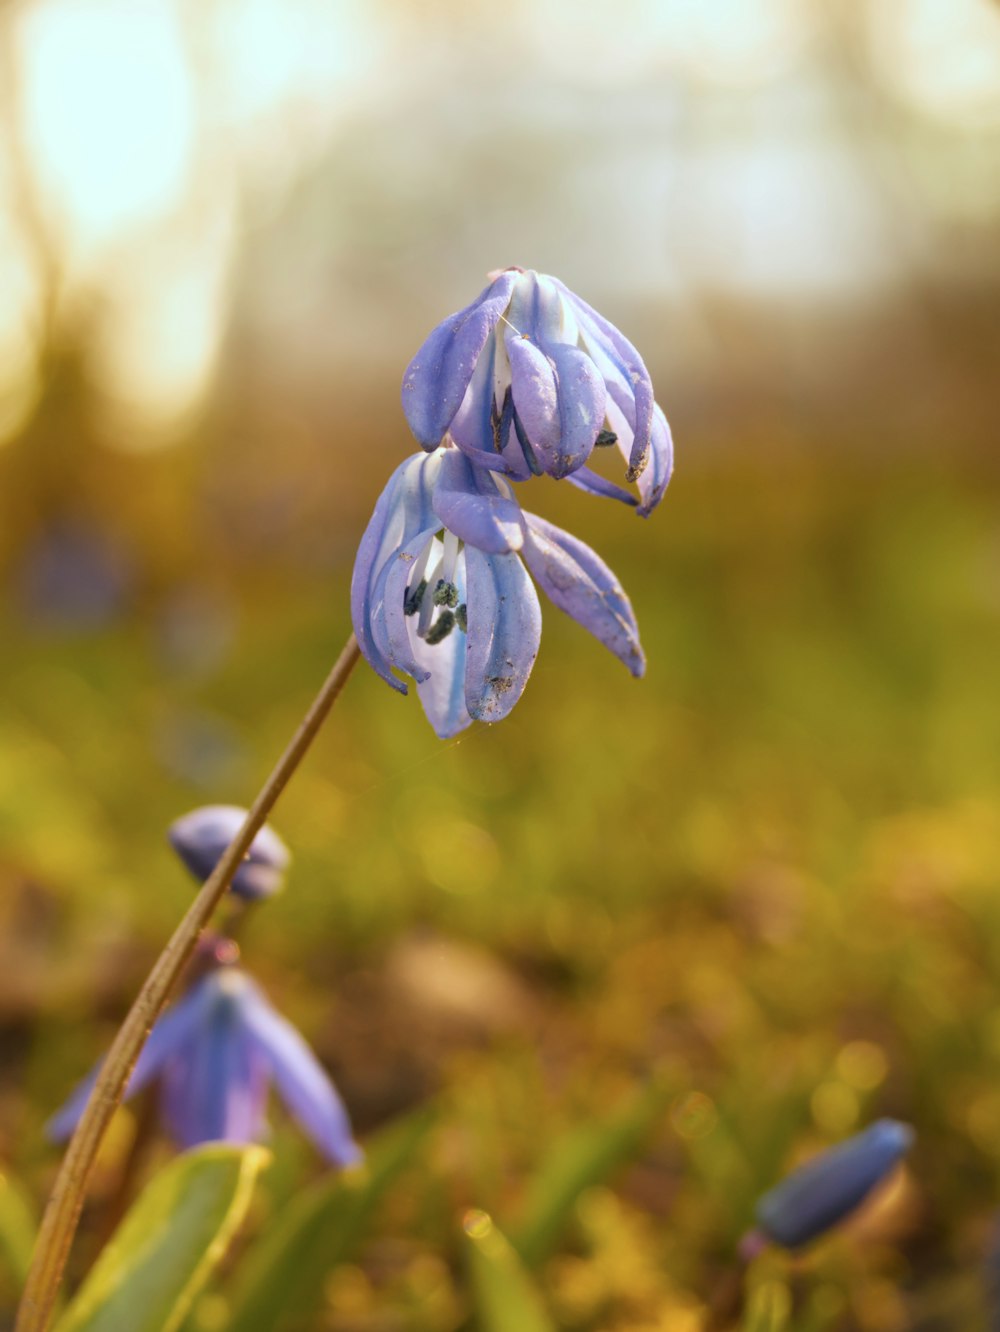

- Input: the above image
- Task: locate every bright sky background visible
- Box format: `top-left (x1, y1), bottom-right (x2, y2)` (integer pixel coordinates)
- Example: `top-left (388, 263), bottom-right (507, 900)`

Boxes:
top-left (1, 0), bottom-right (998, 447)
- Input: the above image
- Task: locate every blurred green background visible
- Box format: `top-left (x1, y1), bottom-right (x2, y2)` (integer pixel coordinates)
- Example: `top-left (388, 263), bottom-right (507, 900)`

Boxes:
top-left (1, 1), bottom-right (1000, 1328)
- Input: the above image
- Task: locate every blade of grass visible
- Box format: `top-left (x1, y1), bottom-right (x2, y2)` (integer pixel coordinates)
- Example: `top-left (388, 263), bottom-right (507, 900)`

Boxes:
top-left (511, 1074), bottom-right (674, 1267)
top-left (0, 1170), bottom-right (37, 1290)
top-left (741, 1279), bottom-right (791, 1332)
top-left (53, 1145), bottom-right (268, 1332)
top-left (464, 1211), bottom-right (555, 1332)
top-left (225, 1106), bottom-right (434, 1332)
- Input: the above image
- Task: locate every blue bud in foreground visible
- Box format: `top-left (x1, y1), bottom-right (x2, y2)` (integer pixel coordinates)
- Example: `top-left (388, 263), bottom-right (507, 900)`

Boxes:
top-left (168, 805), bottom-right (291, 900)
top-left (754, 1119), bottom-right (915, 1250)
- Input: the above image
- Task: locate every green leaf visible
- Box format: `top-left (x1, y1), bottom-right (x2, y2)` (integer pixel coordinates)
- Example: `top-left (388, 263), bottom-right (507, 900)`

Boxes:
top-left (464, 1210), bottom-right (555, 1332)
top-left (54, 1144), bottom-right (268, 1332)
top-left (511, 1075), bottom-right (674, 1267)
top-left (741, 1279), bottom-right (792, 1332)
top-left (225, 1106), bottom-right (434, 1332)
top-left (0, 1169), bottom-right (37, 1288)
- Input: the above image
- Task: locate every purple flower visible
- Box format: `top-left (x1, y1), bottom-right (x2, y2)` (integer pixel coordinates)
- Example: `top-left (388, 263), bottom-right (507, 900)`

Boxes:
top-left (169, 805), bottom-right (290, 901)
top-left (48, 967), bottom-right (362, 1168)
top-left (351, 446), bottom-right (644, 738)
top-left (401, 267), bottom-right (673, 516)
top-left (752, 1119), bottom-right (914, 1250)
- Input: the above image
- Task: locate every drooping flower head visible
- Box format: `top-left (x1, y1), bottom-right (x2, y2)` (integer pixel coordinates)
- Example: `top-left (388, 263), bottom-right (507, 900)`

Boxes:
top-left (750, 1119), bottom-right (915, 1251)
top-left (351, 445), bottom-right (644, 737)
top-left (169, 805), bottom-right (290, 901)
top-left (49, 961), bottom-right (361, 1168)
top-left (402, 267), bottom-right (673, 516)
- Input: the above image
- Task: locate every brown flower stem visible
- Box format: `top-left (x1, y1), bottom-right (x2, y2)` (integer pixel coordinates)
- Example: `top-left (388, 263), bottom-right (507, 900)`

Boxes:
top-left (703, 1265), bottom-right (748, 1331)
top-left (16, 633), bottom-right (362, 1332)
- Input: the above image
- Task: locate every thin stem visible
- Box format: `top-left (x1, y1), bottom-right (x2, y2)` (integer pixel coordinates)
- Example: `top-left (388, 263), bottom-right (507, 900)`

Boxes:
top-left (703, 1237), bottom-right (760, 1331)
top-left (16, 633), bottom-right (361, 1332)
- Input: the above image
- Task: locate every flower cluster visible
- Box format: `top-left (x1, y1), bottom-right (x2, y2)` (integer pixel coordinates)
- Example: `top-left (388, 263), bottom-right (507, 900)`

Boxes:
top-left (50, 809), bottom-right (361, 1167)
top-left (401, 267), bottom-right (672, 513)
top-left (354, 267), bottom-right (672, 735)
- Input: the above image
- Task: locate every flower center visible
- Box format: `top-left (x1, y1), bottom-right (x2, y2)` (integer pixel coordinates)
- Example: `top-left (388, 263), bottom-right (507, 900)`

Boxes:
top-left (403, 530), bottom-right (468, 646)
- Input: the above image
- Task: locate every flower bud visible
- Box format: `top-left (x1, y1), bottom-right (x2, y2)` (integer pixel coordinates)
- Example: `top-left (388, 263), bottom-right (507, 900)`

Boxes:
top-left (755, 1119), bottom-right (914, 1249)
top-left (168, 805), bottom-right (290, 901)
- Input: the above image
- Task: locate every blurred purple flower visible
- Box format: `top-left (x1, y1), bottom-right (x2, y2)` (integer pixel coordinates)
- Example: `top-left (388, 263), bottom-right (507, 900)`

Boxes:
top-left (13, 521), bottom-right (133, 632)
top-left (169, 805), bottom-right (290, 901)
top-left (351, 446), bottom-right (644, 738)
top-left (752, 1119), bottom-right (914, 1250)
top-left (49, 967), bottom-right (362, 1167)
top-left (401, 267), bottom-right (673, 516)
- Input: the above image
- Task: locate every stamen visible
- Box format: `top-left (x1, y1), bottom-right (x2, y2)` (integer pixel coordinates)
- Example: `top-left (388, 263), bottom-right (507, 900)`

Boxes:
top-left (424, 610), bottom-right (456, 645)
top-left (403, 579), bottom-right (427, 616)
top-left (595, 429), bottom-right (618, 447)
top-left (417, 552), bottom-right (442, 637)
top-left (411, 537), bottom-right (434, 582)
top-left (492, 387), bottom-right (514, 454)
top-left (433, 579), bottom-right (459, 608)
top-left (455, 604), bottom-right (468, 633)
top-left (497, 311), bottom-right (525, 338)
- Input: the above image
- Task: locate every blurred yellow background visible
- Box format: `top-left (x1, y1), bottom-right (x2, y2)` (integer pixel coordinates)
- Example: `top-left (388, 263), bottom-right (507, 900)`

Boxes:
top-left (2, 0), bottom-right (999, 451)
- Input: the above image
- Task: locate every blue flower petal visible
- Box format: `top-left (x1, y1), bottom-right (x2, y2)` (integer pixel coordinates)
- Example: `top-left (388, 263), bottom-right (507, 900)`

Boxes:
top-left (756, 1119), bottom-right (915, 1250)
top-left (582, 341), bottom-right (638, 465)
top-left (350, 464), bottom-right (415, 693)
top-left (541, 341), bottom-right (607, 477)
top-left (243, 982), bottom-right (363, 1168)
top-left (504, 330), bottom-right (561, 474)
top-left (447, 332), bottom-right (519, 476)
top-left (432, 449), bottom-right (524, 555)
top-left (502, 276), bottom-right (604, 479)
top-left (402, 271), bottom-right (519, 449)
top-left (414, 617), bottom-right (473, 738)
top-left (636, 404), bottom-right (674, 517)
top-left (398, 548), bottom-right (473, 737)
top-left (551, 277), bottom-right (654, 479)
top-left (565, 467), bottom-right (639, 508)
top-left (527, 277), bottom-right (606, 476)
top-left (522, 513), bottom-right (644, 676)
top-left (381, 526), bottom-right (438, 683)
top-left (160, 1004), bottom-right (266, 1149)
top-left (464, 546), bottom-right (541, 724)
top-left (351, 454), bottom-right (438, 693)
top-left (47, 985), bottom-right (206, 1142)
top-left (46, 1072), bottom-right (99, 1143)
